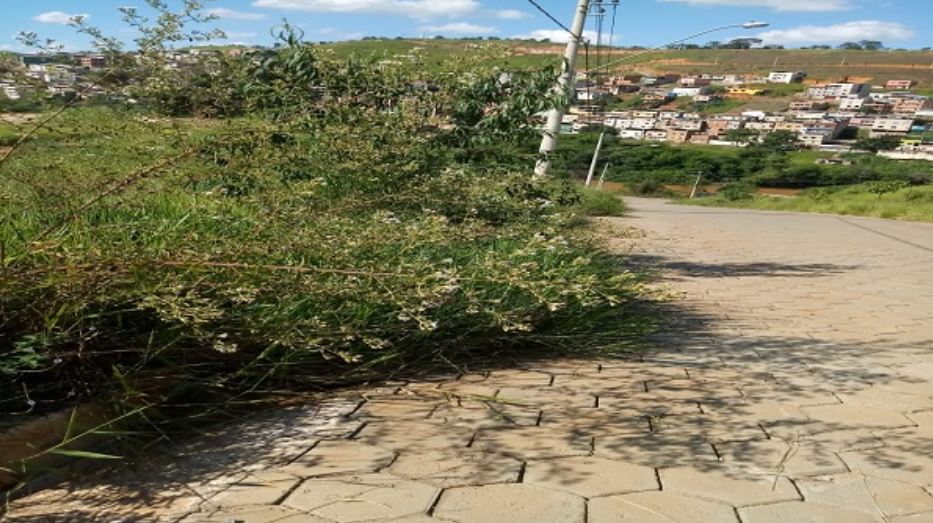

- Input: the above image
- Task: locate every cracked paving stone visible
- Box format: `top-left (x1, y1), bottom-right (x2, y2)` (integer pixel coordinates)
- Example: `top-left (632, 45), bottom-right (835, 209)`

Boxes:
top-left (801, 404), bottom-right (916, 430)
top-left (716, 439), bottom-right (848, 477)
top-left (524, 456), bottom-right (659, 498)
top-left (180, 505), bottom-right (330, 523)
top-left (283, 473), bottom-right (439, 522)
top-left (434, 483), bottom-right (585, 523)
top-left (739, 501), bottom-right (882, 523)
top-left (660, 465), bottom-right (800, 506)
top-left (387, 450), bottom-right (522, 487)
top-left (588, 491), bottom-right (739, 523)
top-left (428, 401), bottom-right (540, 429)
top-left (280, 440), bottom-right (395, 478)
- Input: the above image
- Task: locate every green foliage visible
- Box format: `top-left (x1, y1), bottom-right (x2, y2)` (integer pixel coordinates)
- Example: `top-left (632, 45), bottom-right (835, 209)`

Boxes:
top-left (574, 187), bottom-right (625, 216)
top-left (1, 4), bottom-right (648, 448)
top-left (854, 135), bottom-right (903, 153)
top-left (717, 181), bottom-right (756, 201)
top-left (865, 180), bottom-right (910, 198)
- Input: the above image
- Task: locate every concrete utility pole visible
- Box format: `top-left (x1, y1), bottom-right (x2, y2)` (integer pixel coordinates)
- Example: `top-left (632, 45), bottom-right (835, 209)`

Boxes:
top-left (585, 131), bottom-right (606, 186)
top-left (534, 0), bottom-right (591, 178)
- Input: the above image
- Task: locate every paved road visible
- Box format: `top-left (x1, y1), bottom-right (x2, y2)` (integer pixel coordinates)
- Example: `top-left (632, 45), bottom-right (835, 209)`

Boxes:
top-left (8, 198), bottom-right (933, 522)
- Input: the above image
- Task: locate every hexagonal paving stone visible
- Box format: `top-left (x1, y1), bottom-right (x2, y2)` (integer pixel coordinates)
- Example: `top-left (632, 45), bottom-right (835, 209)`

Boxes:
top-left (181, 505), bottom-right (330, 523)
top-left (429, 401), bottom-right (540, 429)
top-left (388, 450), bottom-right (522, 487)
top-left (649, 413), bottom-right (767, 442)
top-left (801, 404), bottom-right (915, 430)
top-left (353, 421), bottom-right (474, 452)
top-left (660, 465), bottom-right (800, 506)
top-left (738, 501), bottom-right (881, 523)
top-left (493, 387), bottom-right (595, 409)
top-left (470, 427), bottom-right (592, 459)
top-left (281, 440), bottom-right (395, 478)
top-left (842, 447), bottom-right (933, 488)
top-left (595, 433), bottom-right (718, 468)
top-left (434, 484), bottom-right (585, 523)
top-left (716, 439), bottom-right (848, 477)
top-left (537, 408), bottom-right (649, 435)
top-left (351, 400), bottom-right (440, 421)
top-left (793, 474), bottom-right (887, 518)
top-left (524, 457), bottom-right (659, 497)
top-left (588, 491), bottom-right (739, 523)
top-left (283, 473), bottom-right (439, 522)
top-left (203, 471), bottom-right (300, 508)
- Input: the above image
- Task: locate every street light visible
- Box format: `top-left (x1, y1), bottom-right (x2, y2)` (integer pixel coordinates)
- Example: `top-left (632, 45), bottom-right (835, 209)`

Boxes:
top-left (590, 21), bottom-right (771, 73)
top-left (535, 18), bottom-right (770, 178)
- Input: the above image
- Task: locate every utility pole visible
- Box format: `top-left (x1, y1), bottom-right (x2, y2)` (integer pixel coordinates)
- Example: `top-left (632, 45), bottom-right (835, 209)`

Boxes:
top-left (585, 131), bottom-right (606, 186)
top-left (534, 0), bottom-right (591, 178)
top-left (690, 171), bottom-right (703, 199)
top-left (597, 162), bottom-right (610, 189)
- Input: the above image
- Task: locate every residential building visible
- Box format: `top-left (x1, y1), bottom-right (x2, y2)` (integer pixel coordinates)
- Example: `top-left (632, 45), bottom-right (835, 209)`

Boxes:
top-left (645, 130), bottom-right (668, 141)
top-left (871, 118), bottom-right (914, 134)
top-left (667, 129), bottom-right (692, 143)
top-left (688, 134), bottom-right (711, 144)
top-left (885, 80), bottom-right (914, 90)
top-left (727, 87), bottom-right (764, 96)
top-left (774, 121), bottom-right (805, 133)
top-left (671, 118), bottom-right (705, 131)
top-left (746, 121), bottom-right (775, 132)
top-left (768, 71), bottom-right (806, 84)
top-left (670, 87), bottom-right (709, 98)
top-left (618, 129), bottom-right (645, 140)
top-left (0, 81), bottom-right (19, 100)
top-left (679, 77), bottom-right (712, 87)
top-left (631, 118), bottom-right (660, 130)
top-left (808, 83), bottom-right (870, 100)
top-left (892, 97), bottom-right (932, 115)
top-left (789, 101), bottom-right (829, 111)
top-left (838, 96), bottom-right (865, 110)
top-left (78, 55), bottom-right (107, 69)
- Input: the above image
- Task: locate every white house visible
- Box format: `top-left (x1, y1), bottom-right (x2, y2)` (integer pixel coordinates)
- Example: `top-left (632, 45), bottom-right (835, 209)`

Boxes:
top-left (768, 71), bottom-right (806, 84)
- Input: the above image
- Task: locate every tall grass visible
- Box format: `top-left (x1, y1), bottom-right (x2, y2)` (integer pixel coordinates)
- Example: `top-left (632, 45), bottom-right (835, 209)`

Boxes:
top-left (686, 184), bottom-right (933, 223)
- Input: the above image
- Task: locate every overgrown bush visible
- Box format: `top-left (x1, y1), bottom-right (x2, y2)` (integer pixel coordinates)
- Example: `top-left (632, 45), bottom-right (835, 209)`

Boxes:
top-left (0, 1), bottom-right (648, 471)
top-left (717, 181), bottom-right (756, 201)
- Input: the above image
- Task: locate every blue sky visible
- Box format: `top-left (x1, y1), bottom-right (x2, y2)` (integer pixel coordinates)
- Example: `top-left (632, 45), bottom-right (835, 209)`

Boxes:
top-left (2, 0), bottom-right (930, 52)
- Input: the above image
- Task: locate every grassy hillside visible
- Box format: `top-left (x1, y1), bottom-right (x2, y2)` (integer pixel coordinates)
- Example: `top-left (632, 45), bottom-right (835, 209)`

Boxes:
top-left (322, 39), bottom-right (933, 86)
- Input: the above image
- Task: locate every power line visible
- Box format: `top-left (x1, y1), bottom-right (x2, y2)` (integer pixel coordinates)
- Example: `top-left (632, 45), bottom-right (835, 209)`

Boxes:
top-left (524, 0), bottom-right (580, 41)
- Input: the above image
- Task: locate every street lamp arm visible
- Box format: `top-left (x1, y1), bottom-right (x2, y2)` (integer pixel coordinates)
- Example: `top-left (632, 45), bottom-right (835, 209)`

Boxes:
top-left (591, 21), bottom-right (769, 72)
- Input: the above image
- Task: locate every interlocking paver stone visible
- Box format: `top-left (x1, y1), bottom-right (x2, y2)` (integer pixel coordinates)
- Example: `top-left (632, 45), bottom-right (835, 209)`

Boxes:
top-left (739, 501), bottom-right (882, 523)
top-left (434, 484), bottom-right (585, 523)
top-left (716, 439), bottom-right (848, 477)
top-left (471, 427), bottom-right (592, 459)
top-left (388, 450), bottom-right (522, 487)
top-left (181, 505), bottom-right (330, 523)
top-left (588, 491), bottom-right (739, 523)
top-left (801, 404), bottom-right (915, 430)
top-left (281, 440), bottom-right (395, 478)
top-left (524, 457), bottom-right (659, 497)
top-left (7, 197), bottom-right (933, 523)
top-left (283, 473), bottom-right (439, 522)
top-left (660, 465), bottom-right (801, 506)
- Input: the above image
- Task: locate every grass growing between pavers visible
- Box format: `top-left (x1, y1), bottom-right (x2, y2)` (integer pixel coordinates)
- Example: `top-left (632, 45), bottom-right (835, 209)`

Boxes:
top-left (682, 184), bottom-right (933, 223)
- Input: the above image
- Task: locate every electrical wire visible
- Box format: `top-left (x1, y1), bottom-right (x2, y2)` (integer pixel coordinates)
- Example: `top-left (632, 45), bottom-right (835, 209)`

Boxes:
top-left (523, 0), bottom-right (579, 41)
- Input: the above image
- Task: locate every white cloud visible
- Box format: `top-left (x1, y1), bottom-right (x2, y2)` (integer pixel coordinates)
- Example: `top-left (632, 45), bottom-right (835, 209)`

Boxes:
top-left (512, 29), bottom-right (599, 44)
top-left (492, 9), bottom-right (529, 20)
top-left (757, 20), bottom-right (915, 45)
top-left (252, 0), bottom-right (480, 20)
top-left (224, 31), bottom-right (258, 39)
top-left (420, 22), bottom-right (497, 35)
top-left (659, 0), bottom-right (854, 12)
top-left (207, 7), bottom-right (267, 20)
top-left (34, 11), bottom-right (89, 24)
top-left (317, 28), bottom-right (365, 41)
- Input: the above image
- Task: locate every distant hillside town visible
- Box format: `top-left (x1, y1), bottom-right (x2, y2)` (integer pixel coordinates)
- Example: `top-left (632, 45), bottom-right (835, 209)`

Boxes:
top-left (565, 70), bottom-right (932, 159)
